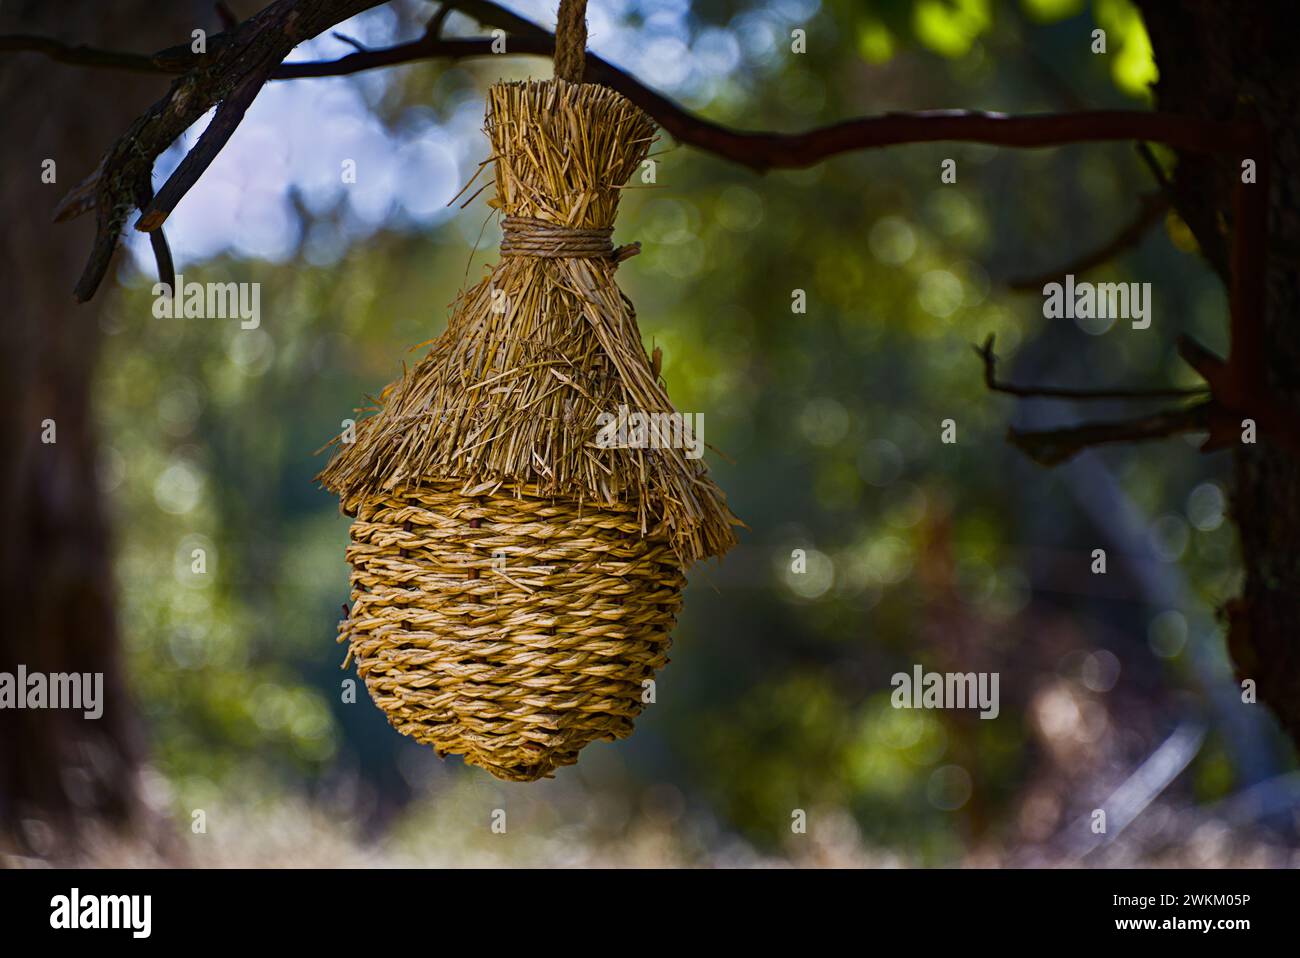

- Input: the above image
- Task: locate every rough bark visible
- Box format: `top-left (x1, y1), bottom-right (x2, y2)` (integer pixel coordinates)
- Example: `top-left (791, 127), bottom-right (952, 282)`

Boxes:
top-left (1137, 1), bottom-right (1300, 745)
top-left (0, 0), bottom-right (199, 861)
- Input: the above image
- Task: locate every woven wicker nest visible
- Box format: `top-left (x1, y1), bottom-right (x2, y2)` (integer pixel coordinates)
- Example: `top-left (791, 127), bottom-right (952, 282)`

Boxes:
top-left (319, 79), bottom-right (737, 782)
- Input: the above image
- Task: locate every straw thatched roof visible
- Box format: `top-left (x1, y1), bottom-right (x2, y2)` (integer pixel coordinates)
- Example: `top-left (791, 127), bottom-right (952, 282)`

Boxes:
top-left (319, 79), bottom-right (737, 564)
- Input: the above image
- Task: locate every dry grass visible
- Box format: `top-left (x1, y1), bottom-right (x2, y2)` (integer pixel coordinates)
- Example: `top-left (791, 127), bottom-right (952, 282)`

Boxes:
top-left (319, 79), bottom-right (737, 564)
top-left (8, 782), bottom-right (1297, 868)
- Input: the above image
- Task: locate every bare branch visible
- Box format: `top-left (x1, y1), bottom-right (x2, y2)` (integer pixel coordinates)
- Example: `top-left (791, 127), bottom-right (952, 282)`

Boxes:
top-left (331, 32), bottom-right (371, 54)
top-left (1178, 333), bottom-right (1300, 456)
top-left (271, 34), bottom-right (550, 78)
top-left (0, 0), bottom-right (1271, 336)
top-left (1008, 402), bottom-right (1213, 467)
top-left (279, 57), bottom-right (1256, 173)
top-left (1008, 192), bottom-right (1170, 291)
top-left (48, 0), bottom-right (386, 300)
top-left (136, 53), bottom-right (278, 232)
top-left (1, 1), bottom-right (1262, 173)
top-left (0, 34), bottom-right (176, 73)
top-left (976, 334), bottom-right (1208, 400)
top-left (424, 4), bottom-right (453, 39)
top-left (134, 178), bottom-right (175, 293)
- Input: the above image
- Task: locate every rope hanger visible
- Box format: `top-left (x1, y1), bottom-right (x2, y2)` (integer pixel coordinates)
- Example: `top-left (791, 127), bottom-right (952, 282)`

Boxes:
top-left (552, 0), bottom-right (589, 83)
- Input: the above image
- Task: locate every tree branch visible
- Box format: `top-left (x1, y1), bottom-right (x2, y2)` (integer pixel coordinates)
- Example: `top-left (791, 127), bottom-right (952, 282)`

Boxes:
top-left (0, 0), bottom-right (1275, 450)
top-left (975, 334), bottom-right (1207, 400)
top-left (982, 329), bottom-right (1300, 465)
top-left (1007, 403), bottom-right (1213, 467)
top-left (977, 330), bottom-right (1220, 467)
top-left (47, 0), bottom-right (386, 300)
top-left (0, 34), bottom-right (180, 73)
top-left (977, 329), bottom-right (1300, 464)
top-left (424, 4), bottom-right (454, 40)
top-left (1007, 192), bottom-right (1170, 291)
top-left (136, 52), bottom-right (279, 232)
top-left (0, 1), bottom-right (1262, 173)
top-left (271, 34), bottom-right (552, 78)
top-left (134, 177), bottom-right (174, 294)
top-left (1003, 141), bottom-right (1183, 293)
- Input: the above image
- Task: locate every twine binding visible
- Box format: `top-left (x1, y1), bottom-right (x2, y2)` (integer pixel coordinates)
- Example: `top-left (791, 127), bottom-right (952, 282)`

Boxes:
top-left (500, 216), bottom-right (614, 258)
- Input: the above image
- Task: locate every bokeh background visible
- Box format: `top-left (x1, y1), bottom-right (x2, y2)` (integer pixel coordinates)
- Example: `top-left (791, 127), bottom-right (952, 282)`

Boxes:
top-left (12, 0), bottom-right (1300, 866)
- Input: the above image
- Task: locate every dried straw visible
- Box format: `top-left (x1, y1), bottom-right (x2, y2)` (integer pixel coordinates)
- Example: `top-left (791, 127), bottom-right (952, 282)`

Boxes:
top-left (320, 80), bottom-right (736, 562)
top-left (319, 79), bottom-right (738, 781)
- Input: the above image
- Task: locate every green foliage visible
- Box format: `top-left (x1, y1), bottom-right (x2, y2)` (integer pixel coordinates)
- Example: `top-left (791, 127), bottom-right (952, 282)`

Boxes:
top-left (1093, 0), bottom-right (1158, 97)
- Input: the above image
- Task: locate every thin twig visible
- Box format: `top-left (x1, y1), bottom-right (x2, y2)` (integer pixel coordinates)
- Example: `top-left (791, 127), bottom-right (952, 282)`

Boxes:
top-left (136, 53), bottom-right (279, 233)
top-left (424, 3), bottom-right (453, 39)
top-left (0, 34), bottom-right (174, 73)
top-left (134, 177), bottom-right (175, 293)
top-left (976, 334), bottom-right (1208, 400)
top-left (1007, 192), bottom-right (1170, 291)
top-left (331, 32), bottom-right (371, 53)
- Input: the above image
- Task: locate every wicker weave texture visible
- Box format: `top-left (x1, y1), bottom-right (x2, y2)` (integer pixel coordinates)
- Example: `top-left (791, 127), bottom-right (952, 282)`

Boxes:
top-left (341, 482), bottom-right (685, 781)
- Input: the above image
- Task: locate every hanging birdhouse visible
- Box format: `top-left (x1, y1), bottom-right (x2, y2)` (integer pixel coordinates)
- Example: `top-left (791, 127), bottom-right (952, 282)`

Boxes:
top-left (319, 78), bottom-right (737, 782)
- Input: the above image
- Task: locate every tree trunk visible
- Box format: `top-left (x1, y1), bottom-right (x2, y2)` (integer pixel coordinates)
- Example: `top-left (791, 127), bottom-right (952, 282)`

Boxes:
top-left (0, 0), bottom-right (198, 861)
top-left (1137, 2), bottom-right (1300, 746)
